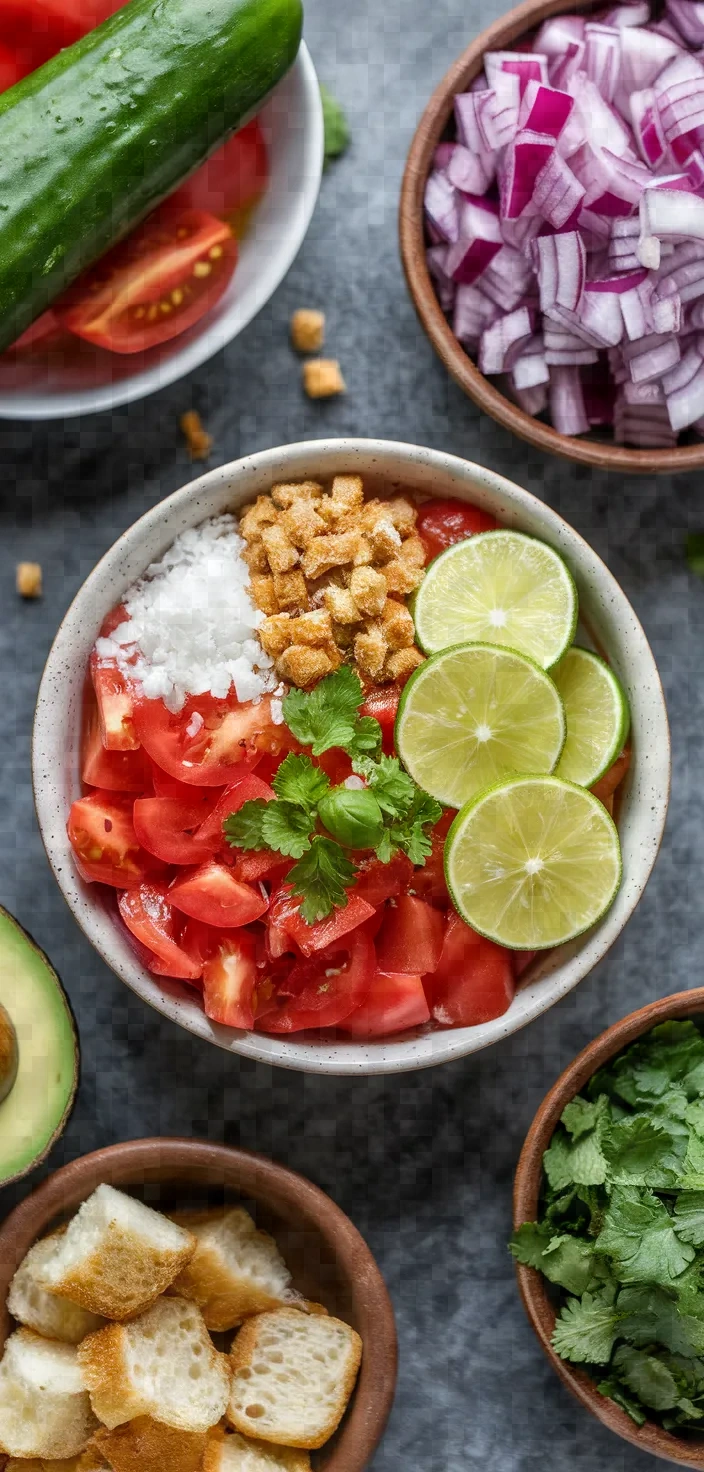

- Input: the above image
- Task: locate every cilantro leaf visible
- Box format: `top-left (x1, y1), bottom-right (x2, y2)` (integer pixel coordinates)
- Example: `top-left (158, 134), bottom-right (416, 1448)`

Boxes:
top-left (509, 1222), bottom-right (553, 1271)
top-left (601, 1115), bottom-right (684, 1189)
top-left (261, 801), bottom-right (315, 859)
top-left (223, 800), bottom-right (269, 851)
top-left (674, 1191), bottom-right (704, 1247)
top-left (387, 788), bottom-right (444, 866)
top-left (282, 668), bottom-right (381, 761)
top-left (551, 1290), bottom-right (620, 1364)
top-left (597, 1376), bottom-right (648, 1425)
top-left (678, 1130), bottom-right (704, 1189)
top-left (320, 83), bottom-right (350, 169)
top-left (595, 1186), bottom-right (695, 1287)
top-left (272, 753), bottom-right (330, 814)
top-left (543, 1103), bottom-right (609, 1191)
top-left (612, 1344), bottom-right (680, 1411)
top-left (374, 828), bottom-right (394, 865)
top-left (617, 1284), bottom-right (704, 1358)
top-left (287, 837), bottom-right (357, 924)
top-left (562, 1096), bottom-right (604, 1141)
top-left (510, 1223), bottom-right (602, 1296)
top-left (346, 715), bottom-right (382, 762)
top-left (359, 754), bottom-right (415, 817)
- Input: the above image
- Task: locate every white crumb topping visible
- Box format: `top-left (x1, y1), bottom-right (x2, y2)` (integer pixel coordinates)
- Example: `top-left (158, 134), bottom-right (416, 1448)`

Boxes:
top-left (94, 516), bottom-right (277, 714)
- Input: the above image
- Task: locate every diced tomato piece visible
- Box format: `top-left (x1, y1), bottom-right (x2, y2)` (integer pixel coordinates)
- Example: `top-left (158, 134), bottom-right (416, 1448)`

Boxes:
top-left (90, 654), bottom-right (139, 751)
top-left (231, 851), bottom-right (291, 885)
top-left (10, 309), bottom-right (63, 351)
top-left (132, 794), bottom-right (220, 866)
top-left (168, 860), bottom-right (268, 928)
top-left (67, 791), bottom-right (163, 889)
top-left (360, 686), bottom-right (400, 755)
top-left (426, 912), bottom-right (515, 1027)
top-left (81, 693), bottom-right (150, 792)
top-left (268, 884), bottom-right (374, 958)
top-left (416, 498), bottom-right (497, 562)
top-left (343, 970), bottom-right (430, 1038)
top-left (99, 604), bottom-right (130, 639)
top-left (195, 774), bottom-right (275, 847)
top-left (169, 121), bottom-right (269, 220)
top-left (149, 762), bottom-right (218, 804)
top-left (178, 917), bottom-right (217, 975)
top-left (591, 745), bottom-right (631, 803)
top-left (257, 929), bottom-right (375, 1033)
top-left (118, 884), bottom-right (201, 980)
top-left (134, 691), bottom-right (271, 787)
top-left (352, 852), bottom-right (414, 908)
top-left (407, 810), bottom-right (453, 905)
top-left (376, 894), bottom-right (445, 975)
top-left (202, 933), bottom-right (257, 1029)
top-left (315, 747), bottom-right (354, 786)
top-left (514, 950), bottom-right (537, 979)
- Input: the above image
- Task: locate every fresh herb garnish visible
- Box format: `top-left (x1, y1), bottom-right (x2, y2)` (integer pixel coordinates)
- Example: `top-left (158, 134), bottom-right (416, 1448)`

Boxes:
top-left (282, 666), bottom-right (380, 759)
top-left (320, 83), bottom-right (350, 170)
top-left (287, 836), bottom-right (357, 925)
top-left (510, 1020), bottom-right (704, 1431)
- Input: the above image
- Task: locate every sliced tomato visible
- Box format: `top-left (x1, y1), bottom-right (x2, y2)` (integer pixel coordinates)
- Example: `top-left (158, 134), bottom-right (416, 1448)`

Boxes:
top-left (168, 860), bottom-right (268, 928)
top-left (179, 917), bottom-right (217, 976)
top-left (257, 929), bottom-right (375, 1033)
top-left (426, 912), bottom-right (515, 1027)
top-left (591, 745), bottom-right (631, 803)
top-left (408, 810), bottom-right (453, 905)
top-left (10, 309), bottom-right (63, 351)
top-left (514, 950), bottom-right (537, 979)
top-left (90, 653), bottom-right (139, 752)
top-left (57, 208), bottom-right (237, 355)
top-left (352, 852), bottom-right (414, 908)
top-left (202, 932), bottom-right (257, 1029)
top-left (376, 894), bottom-right (445, 975)
top-left (134, 691), bottom-right (271, 787)
top-left (68, 791), bottom-right (163, 889)
top-left (81, 694), bottom-right (149, 792)
top-left (148, 762), bottom-right (215, 804)
top-left (118, 884), bottom-right (201, 980)
top-left (132, 794), bottom-right (220, 866)
top-left (416, 499), bottom-right (497, 562)
top-left (268, 884), bottom-right (374, 958)
top-left (232, 851), bottom-right (291, 885)
top-left (315, 747), bottom-right (354, 786)
top-left (343, 970), bottom-right (430, 1038)
top-left (169, 121), bottom-right (269, 220)
top-left (360, 686), bottom-right (400, 755)
top-left (195, 774), bottom-right (275, 847)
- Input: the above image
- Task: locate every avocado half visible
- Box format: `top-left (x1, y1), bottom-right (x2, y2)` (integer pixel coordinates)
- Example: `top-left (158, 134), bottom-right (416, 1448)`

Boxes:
top-left (0, 905), bottom-right (79, 1185)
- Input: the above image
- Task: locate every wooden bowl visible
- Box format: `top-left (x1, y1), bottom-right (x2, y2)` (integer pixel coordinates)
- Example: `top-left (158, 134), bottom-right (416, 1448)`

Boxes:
top-left (0, 1138), bottom-right (397, 1472)
top-left (399, 0), bottom-right (704, 475)
top-left (513, 988), bottom-right (704, 1468)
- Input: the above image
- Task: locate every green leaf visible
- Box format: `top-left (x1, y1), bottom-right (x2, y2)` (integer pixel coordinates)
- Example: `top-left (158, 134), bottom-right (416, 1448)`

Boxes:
top-left (374, 828), bottom-right (394, 865)
top-left (616, 1284), bottom-right (704, 1358)
top-left (361, 754), bottom-right (416, 818)
top-left (543, 1106), bottom-right (608, 1191)
top-left (612, 1344), bottom-right (680, 1411)
top-left (261, 801), bottom-right (315, 860)
top-left (595, 1186), bottom-right (695, 1287)
top-left (542, 1235), bottom-right (603, 1296)
top-left (283, 667), bottom-right (363, 756)
top-left (320, 83), bottom-right (350, 169)
top-left (687, 532), bottom-right (704, 577)
top-left (387, 788), bottom-right (444, 867)
top-left (222, 799), bottom-right (268, 851)
top-left (287, 836), bottom-right (357, 924)
top-left (346, 715), bottom-right (382, 762)
top-left (509, 1221), bottom-right (553, 1270)
top-left (674, 1191), bottom-right (704, 1246)
top-left (562, 1097), bottom-right (603, 1141)
top-left (551, 1290), bottom-right (619, 1364)
top-left (272, 753), bottom-right (330, 814)
top-left (601, 1114), bottom-right (683, 1188)
top-left (597, 1376), bottom-right (648, 1425)
top-left (678, 1130), bottom-right (704, 1189)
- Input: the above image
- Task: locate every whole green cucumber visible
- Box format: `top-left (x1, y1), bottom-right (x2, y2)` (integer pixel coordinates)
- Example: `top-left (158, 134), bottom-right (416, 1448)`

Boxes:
top-left (0, 0), bottom-right (303, 349)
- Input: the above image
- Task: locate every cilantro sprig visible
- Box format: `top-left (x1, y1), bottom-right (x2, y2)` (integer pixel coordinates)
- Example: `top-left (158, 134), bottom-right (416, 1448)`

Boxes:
top-left (510, 1020), bottom-right (704, 1432)
top-left (223, 670), bottom-right (442, 922)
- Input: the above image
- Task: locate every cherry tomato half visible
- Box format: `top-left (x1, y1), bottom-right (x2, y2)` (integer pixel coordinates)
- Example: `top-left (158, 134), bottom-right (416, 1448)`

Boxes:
top-left (416, 499), bottom-right (497, 562)
top-left (168, 860), bottom-right (268, 929)
top-left (426, 912), bottom-right (515, 1027)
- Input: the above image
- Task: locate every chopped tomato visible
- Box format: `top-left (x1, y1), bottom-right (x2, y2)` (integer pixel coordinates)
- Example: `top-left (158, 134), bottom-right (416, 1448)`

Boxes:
top-left (67, 791), bottom-right (163, 889)
top-left (168, 860), bottom-right (268, 928)
top-left (118, 884), bottom-right (201, 980)
top-left (426, 912), bottom-right (515, 1027)
top-left (514, 950), bottom-right (537, 979)
top-left (90, 654), bottom-right (139, 751)
top-left (169, 121), bottom-right (269, 220)
top-left (57, 208), bottom-right (237, 355)
top-left (360, 685), bottom-right (400, 755)
top-left (195, 774), bottom-right (275, 847)
top-left (148, 763), bottom-right (216, 804)
top-left (408, 810), bottom-right (453, 905)
top-left (134, 691), bottom-right (271, 787)
top-left (81, 694), bottom-right (149, 792)
top-left (258, 929), bottom-right (374, 1033)
top-left (315, 747), bottom-right (354, 786)
top-left (591, 745), bottom-right (631, 803)
top-left (179, 918), bottom-right (216, 975)
top-left (416, 499), bottom-right (497, 562)
top-left (133, 794), bottom-right (220, 866)
top-left (343, 970), bottom-right (430, 1038)
top-left (268, 885), bottom-right (374, 958)
top-left (352, 852), bottom-right (414, 908)
top-left (231, 851), bottom-right (291, 885)
top-left (10, 309), bottom-right (62, 351)
top-left (376, 894), bottom-right (445, 975)
top-left (202, 933), bottom-right (257, 1029)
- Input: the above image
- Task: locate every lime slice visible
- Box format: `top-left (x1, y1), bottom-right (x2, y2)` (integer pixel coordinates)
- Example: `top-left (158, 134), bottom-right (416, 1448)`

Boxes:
top-left (445, 775), bottom-right (622, 950)
top-left (552, 646), bottom-right (631, 789)
top-left (395, 642), bottom-right (566, 808)
top-left (412, 529), bottom-right (578, 668)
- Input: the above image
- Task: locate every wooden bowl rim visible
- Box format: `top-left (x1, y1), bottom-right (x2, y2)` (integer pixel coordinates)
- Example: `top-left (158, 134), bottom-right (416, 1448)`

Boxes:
top-left (398, 0), bottom-right (704, 474)
top-left (0, 1138), bottom-right (397, 1472)
top-left (513, 988), bottom-right (704, 1468)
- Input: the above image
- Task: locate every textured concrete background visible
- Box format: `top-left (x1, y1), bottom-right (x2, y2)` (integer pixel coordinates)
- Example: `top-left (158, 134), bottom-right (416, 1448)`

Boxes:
top-left (0, 0), bottom-right (701, 1466)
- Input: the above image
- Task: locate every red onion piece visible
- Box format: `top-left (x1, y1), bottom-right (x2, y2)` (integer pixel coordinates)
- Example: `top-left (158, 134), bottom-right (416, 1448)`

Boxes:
top-left (446, 143), bottom-right (495, 197)
top-left (621, 26), bottom-right (682, 93)
top-left (446, 196), bottom-right (503, 284)
top-left (479, 305), bottom-right (535, 373)
top-left (534, 149), bottom-right (585, 227)
top-left (501, 130), bottom-right (555, 218)
top-left (513, 382), bottom-right (549, 414)
top-left (666, 357), bottom-right (704, 426)
top-left (535, 15), bottom-right (585, 58)
top-left (424, 172), bottom-right (460, 244)
top-left (549, 364), bottom-right (590, 432)
top-left (519, 80), bottom-right (574, 137)
top-left (665, 0), bottom-right (704, 47)
top-left (630, 87), bottom-right (669, 166)
top-left (512, 336), bottom-right (550, 388)
top-left (535, 230), bottom-right (587, 321)
top-left (485, 51), bottom-right (549, 98)
top-left (452, 283), bottom-right (501, 346)
top-left (584, 23), bottom-right (621, 103)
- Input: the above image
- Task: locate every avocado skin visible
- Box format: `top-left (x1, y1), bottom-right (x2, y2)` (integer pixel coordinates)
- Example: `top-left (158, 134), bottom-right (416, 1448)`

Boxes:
top-left (0, 905), bottom-right (79, 1187)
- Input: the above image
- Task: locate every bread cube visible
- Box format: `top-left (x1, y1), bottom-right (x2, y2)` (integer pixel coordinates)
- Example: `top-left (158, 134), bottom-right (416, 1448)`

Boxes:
top-left (302, 360), bottom-right (345, 399)
top-left (4, 1455), bottom-right (107, 1472)
top-left (398, 534), bottom-right (426, 567)
top-left (261, 526), bottom-right (299, 575)
top-left (8, 1236), bottom-right (105, 1345)
top-left (289, 611), bottom-right (333, 648)
top-left (368, 517), bottom-right (402, 563)
top-left (170, 1208), bottom-right (299, 1333)
top-left (258, 615), bottom-right (294, 660)
top-left (228, 1309), bottom-right (362, 1449)
top-left (354, 626), bottom-right (387, 681)
top-left (351, 535), bottom-right (373, 567)
top-left (35, 1184), bottom-right (196, 1320)
top-left (0, 1330), bottom-right (97, 1460)
top-left (330, 475), bottom-right (364, 510)
top-left (78, 1297), bottom-right (230, 1433)
top-left (281, 500), bottom-right (325, 549)
top-left (204, 1431), bottom-right (310, 1471)
top-left (322, 587), bottom-right (360, 625)
top-left (239, 498), bottom-right (279, 542)
top-left (290, 310), bottom-right (325, 354)
top-left (385, 497), bottom-right (417, 535)
top-left (92, 1416), bottom-right (208, 1472)
top-left (242, 542), bottom-right (270, 574)
top-left (382, 558), bottom-right (424, 596)
top-left (277, 647), bottom-right (333, 688)
top-left (348, 567), bottom-right (386, 617)
top-left (381, 600), bottom-right (415, 650)
top-left (385, 647), bottom-right (424, 682)
top-left (16, 563), bottom-right (42, 599)
top-left (271, 482), bottom-right (322, 509)
top-left (249, 576), bottom-right (279, 617)
top-left (302, 533), bottom-right (360, 580)
top-left (271, 572), bottom-right (309, 615)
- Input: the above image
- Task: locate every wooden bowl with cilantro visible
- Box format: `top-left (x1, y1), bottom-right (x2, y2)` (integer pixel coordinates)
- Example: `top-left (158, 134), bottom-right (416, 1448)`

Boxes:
top-left (513, 989), bottom-right (704, 1469)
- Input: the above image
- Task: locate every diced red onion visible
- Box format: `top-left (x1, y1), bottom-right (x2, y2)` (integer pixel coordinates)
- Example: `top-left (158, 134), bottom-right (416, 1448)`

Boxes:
top-left (533, 149), bottom-right (585, 227)
top-left (625, 331), bottom-right (681, 380)
top-left (584, 23), bottom-right (621, 103)
top-left (535, 15), bottom-right (585, 58)
top-left (639, 186), bottom-right (704, 268)
top-left (485, 52), bottom-right (549, 98)
top-left (501, 130), bottom-right (555, 218)
top-left (447, 196), bottom-right (503, 283)
top-left (604, 2), bottom-right (650, 28)
top-left (535, 230), bottom-right (586, 322)
top-left (452, 283), bottom-right (501, 345)
top-left (478, 305), bottom-right (535, 373)
top-left (630, 87), bottom-right (669, 166)
top-left (666, 357), bottom-right (704, 426)
top-left (519, 80), bottom-right (574, 137)
top-left (621, 26), bottom-right (682, 93)
top-left (549, 364), bottom-right (590, 432)
top-left (661, 340), bottom-right (702, 391)
top-left (580, 285), bottom-right (625, 344)
top-left (477, 75), bottom-right (521, 152)
top-left (424, 171), bottom-right (459, 244)
top-left (621, 378), bottom-right (665, 403)
top-left (665, 0), bottom-right (704, 47)
top-left (550, 41), bottom-right (587, 92)
top-left (479, 244), bottom-right (535, 309)
top-left (513, 382), bottom-right (549, 414)
top-left (512, 336), bottom-right (550, 387)
top-left (446, 143), bottom-right (495, 197)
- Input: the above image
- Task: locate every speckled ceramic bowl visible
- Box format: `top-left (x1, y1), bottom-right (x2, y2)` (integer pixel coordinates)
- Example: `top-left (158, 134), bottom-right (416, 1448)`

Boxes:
top-left (32, 439), bottom-right (670, 1075)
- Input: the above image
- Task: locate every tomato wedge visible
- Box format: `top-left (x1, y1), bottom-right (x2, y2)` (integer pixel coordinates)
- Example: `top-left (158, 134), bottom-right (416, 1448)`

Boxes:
top-left (376, 895), bottom-right (445, 975)
top-left (168, 860), bottom-right (268, 928)
top-left (268, 885), bottom-right (375, 958)
top-left (169, 121), bottom-right (269, 220)
top-left (133, 795), bottom-right (220, 866)
top-left (231, 851), bottom-right (291, 885)
top-left (427, 912), bottom-right (515, 1027)
top-left (134, 692), bottom-right (272, 787)
top-left (343, 970), bottom-right (430, 1038)
top-left (118, 884), bottom-right (201, 980)
top-left (416, 499), bottom-right (497, 561)
top-left (90, 651), bottom-right (139, 752)
top-left (81, 694), bottom-right (150, 793)
top-left (352, 853), bottom-right (413, 908)
top-left (359, 685), bottom-right (400, 755)
top-left (57, 208), bottom-right (238, 355)
top-left (195, 774), bottom-right (275, 847)
top-left (407, 811), bottom-right (453, 905)
top-left (67, 792), bottom-right (163, 889)
top-left (202, 933), bottom-right (257, 1029)
top-left (591, 745), bottom-right (631, 803)
top-left (258, 930), bottom-right (375, 1033)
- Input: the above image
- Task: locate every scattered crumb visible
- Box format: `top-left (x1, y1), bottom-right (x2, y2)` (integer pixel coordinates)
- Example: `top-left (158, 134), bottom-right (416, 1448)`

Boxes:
top-left (303, 359), bottom-right (346, 399)
top-left (291, 309), bottom-right (325, 354)
top-left (180, 410), bottom-right (212, 460)
top-left (16, 562), bottom-right (42, 599)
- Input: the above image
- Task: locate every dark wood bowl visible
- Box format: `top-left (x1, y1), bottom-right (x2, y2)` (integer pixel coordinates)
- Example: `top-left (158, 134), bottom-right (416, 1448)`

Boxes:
top-left (513, 989), bottom-right (704, 1468)
top-left (0, 1138), bottom-right (397, 1472)
top-left (399, 0), bottom-right (704, 474)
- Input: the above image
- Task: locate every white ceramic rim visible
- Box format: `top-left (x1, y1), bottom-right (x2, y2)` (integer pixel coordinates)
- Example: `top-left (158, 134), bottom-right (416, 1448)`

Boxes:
top-left (32, 439), bottom-right (671, 1075)
top-left (0, 43), bottom-right (323, 421)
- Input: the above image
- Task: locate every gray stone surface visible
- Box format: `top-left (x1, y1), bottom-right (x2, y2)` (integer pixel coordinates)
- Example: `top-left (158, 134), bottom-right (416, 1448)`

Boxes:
top-left (0, 0), bottom-right (699, 1465)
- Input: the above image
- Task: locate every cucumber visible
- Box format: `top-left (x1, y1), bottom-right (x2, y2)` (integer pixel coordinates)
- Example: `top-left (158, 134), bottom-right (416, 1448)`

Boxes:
top-left (0, 0), bottom-right (303, 349)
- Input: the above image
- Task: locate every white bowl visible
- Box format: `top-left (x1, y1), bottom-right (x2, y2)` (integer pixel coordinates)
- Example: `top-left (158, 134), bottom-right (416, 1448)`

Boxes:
top-left (0, 45), bottom-right (323, 421)
top-left (32, 439), bottom-right (671, 1075)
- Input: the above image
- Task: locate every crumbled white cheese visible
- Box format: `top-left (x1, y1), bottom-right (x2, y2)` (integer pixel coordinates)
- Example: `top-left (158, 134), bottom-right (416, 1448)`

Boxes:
top-left (95, 515), bottom-right (277, 714)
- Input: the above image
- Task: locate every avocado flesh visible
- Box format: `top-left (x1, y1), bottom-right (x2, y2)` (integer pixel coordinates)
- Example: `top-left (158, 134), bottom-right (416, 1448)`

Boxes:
top-left (0, 906), bottom-right (78, 1183)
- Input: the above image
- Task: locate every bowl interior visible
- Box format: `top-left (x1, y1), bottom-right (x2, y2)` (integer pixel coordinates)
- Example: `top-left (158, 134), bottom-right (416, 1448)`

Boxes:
top-left (32, 438), bottom-right (670, 1075)
top-left (0, 1140), bottom-right (397, 1472)
top-left (0, 44), bottom-right (323, 420)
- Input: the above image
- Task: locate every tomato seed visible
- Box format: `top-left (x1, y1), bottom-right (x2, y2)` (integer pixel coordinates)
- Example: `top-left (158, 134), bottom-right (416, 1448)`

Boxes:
top-left (104, 819), bottom-right (113, 832)
top-left (209, 245), bottom-right (223, 260)
top-left (193, 262), bottom-right (212, 278)
top-left (171, 289), bottom-right (184, 306)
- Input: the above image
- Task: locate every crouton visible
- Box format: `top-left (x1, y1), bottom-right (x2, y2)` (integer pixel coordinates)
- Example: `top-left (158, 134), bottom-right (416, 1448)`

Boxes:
top-left (239, 498), bottom-right (280, 541)
top-left (381, 600), bottom-right (415, 650)
top-left (204, 1432), bottom-right (310, 1472)
top-left (302, 533), bottom-right (360, 580)
top-left (16, 564), bottom-right (42, 599)
top-left (330, 475), bottom-right (364, 509)
top-left (92, 1418), bottom-right (208, 1472)
top-left (8, 1236), bottom-right (105, 1345)
top-left (382, 558), bottom-right (424, 596)
top-left (351, 535), bottom-right (373, 567)
top-left (6, 1454), bottom-right (105, 1472)
top-left (261, 526), bottom-right (298, 575)
top-left (258, 615), bottom-right (294, 660)
top-left (249, 577), bottom-right (279, 617)
top-left (277, 647), bottom-right (333, 687)
top-left (270, 483), bottom-right (322, 510)
top-left (289, 610), bottom-right (333, 647)
top-left (302, 360), bottom-right (345, 399)
top-left (242, 542), bottom-right (270, 575)
top-left (271, 572), bottom-right (309, 615)
top-left (398, 535), bottom-right (426, 568)
top-left (180, 411), bottom-right (212, 462)
top-left (385, 498), bottom-right (417, 535)
top-left (78, 1297), bottom-right (230, 1434)
top-left (35, 1184), bottom-right (196, 1321)
top-left (290, 310), bottom-right (325, 355)
top-left (385, 647), bottom-right (425, 682)
top-left (281, 500), bottom-right (326, 548)
top-left (348, 567), bottom-right (386, 617)
top-left (227, 1309), bottom-right (362, 1450)
top-left (170, 1208), bottom-right (299, 1332)
top-left (354, 626), bottom-right (388, 681)
top-left (322, 587), bottom-right (360, 624)
top-left (0, 1331), bottom-right (97, 1460)
top-left (368, 518), bottom-right (402, 563)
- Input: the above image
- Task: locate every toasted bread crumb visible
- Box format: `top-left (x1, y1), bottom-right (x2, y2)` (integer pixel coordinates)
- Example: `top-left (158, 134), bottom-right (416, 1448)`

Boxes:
top-left (289, 610), bottom-right (334, 647)
top-left (302, 360), bottom-right (346, 399)
top-left (381, 599), bottom-right (415, 650)
top-left (354, 626), bottom-right (388, 681)
top-left (16, 563), bottom-right (42, 599)
top-left (271, 482), bottom-right (322, 509)
top-left (290, 309), bottom-right (325, 354)
top-left (348, 566), bottom-right (386, 617)
top-left (277, 645), bottom-right (333, 687)
top-left (323, 586), bottom-right (360, 624)
top-left (385, 646), bottom-right (425, 681)
top-left (249, 576), bottom-right (279, 616)
top-left (258, 615), bottom-right (294, 659)
top-left (302, 532), bottom-right (360, 580)
top-left (272, 571), bottom-right (309, 614)
top-left (261, 525), bottom-right (299, 575)
top-left (180, 411), bottom-right (212, 461)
